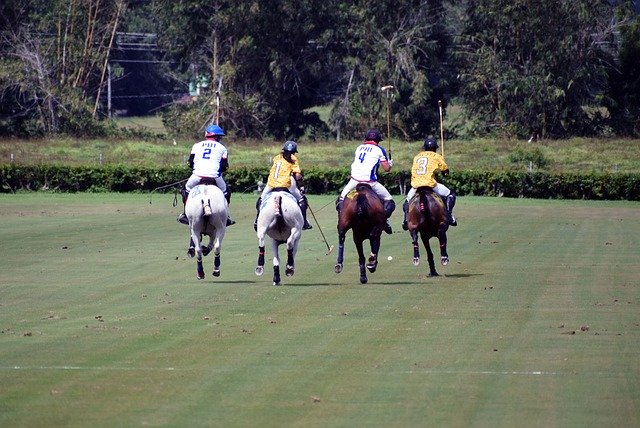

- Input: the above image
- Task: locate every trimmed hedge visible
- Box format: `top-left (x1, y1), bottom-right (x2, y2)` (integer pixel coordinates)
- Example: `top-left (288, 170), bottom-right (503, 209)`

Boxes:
top-left (1, 164), bottom-right (638, 200)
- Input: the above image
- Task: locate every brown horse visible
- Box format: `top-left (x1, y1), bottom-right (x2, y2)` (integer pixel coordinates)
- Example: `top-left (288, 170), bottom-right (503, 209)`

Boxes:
top-left (334, 183), bottom-right (387, 284)
top-left (407, 187), bottom-right (449, 276)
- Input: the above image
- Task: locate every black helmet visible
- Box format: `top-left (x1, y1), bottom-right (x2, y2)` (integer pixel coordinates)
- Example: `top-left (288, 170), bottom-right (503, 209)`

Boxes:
top-left (365, 129), bottom-right (383, 142)
top-left (423, 136), bottom-right (438, 151)
top-left (282, 140), bottom-right (298, 153)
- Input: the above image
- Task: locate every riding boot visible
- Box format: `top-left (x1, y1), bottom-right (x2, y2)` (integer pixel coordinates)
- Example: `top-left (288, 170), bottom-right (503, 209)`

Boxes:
top-left (253, 197), bottom-right (262, 232)
top-left (177, 187), bottom-right (189, 225)
top-left (401, 200), bottom-right (409, 231)
top-left (223, 190), bottom-right (236, 226)
top-left (445, 193), bottom-right (458, 226)
top-left (335, 197), bottom-right (343, 213)
top-left (299, 197), bottom-right (313, 230)
top-left (383, 199), bottom-right (396, 234)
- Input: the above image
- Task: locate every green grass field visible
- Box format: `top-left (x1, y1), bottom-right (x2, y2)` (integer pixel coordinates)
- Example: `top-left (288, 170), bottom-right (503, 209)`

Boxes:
top-left (1, 193), bottom-right (639, 427)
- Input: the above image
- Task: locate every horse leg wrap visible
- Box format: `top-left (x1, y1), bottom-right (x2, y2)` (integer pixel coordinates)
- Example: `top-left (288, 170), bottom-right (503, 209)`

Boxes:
top-left (253, 197), bottom-right (262, 231)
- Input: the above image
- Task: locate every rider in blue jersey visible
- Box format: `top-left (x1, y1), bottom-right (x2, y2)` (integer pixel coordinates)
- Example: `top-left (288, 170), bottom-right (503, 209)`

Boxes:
top-left (336, 129), bottom-right (396, 234)
top-left (178, 124), bottom-right (235, 226)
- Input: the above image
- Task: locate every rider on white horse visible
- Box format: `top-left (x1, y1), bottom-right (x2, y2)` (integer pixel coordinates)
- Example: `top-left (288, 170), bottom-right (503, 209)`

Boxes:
top-left (254, 140), bottom-right (312, 231)
top-left (178, 124), bottom-right (235, 226)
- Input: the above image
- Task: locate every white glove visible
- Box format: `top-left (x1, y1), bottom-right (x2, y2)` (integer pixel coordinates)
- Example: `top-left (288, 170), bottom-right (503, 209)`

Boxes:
top-left (387, 159), bottom-right (394, 167)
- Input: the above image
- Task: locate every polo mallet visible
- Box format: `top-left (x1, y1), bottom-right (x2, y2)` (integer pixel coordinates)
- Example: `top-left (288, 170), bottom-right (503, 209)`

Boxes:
top-left (438, 100), bottom-right (445, 158)
top-left (381, 85), bottom-right (394, 154)
top-left (215, 77), bottom-right (223, 125)
top-left (306, 200), bottom-right (334, 255)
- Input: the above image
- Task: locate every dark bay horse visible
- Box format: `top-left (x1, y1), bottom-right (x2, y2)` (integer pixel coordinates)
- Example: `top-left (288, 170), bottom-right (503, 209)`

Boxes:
top-left (335, 183), bottom-right (387, 284)
top-left (407, 187), bottom-right (449, 277)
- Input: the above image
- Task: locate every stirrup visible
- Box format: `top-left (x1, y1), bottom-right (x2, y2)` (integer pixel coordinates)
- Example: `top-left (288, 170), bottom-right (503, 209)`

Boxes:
top-left (226, 217), bottom-right (236, 226)
top-left (303, 221), bottom-right (313, 230)
top-left (384, 222), bottom-right (393, 234)
top-left (177, 213), bottom-right (189, 225)
top-left (402, 221), bottom-right (408, 231)
top-left (449, 216), bottom-right (457, 227)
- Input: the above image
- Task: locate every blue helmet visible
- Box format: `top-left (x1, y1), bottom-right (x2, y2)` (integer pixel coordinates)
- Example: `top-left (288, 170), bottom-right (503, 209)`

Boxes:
top-left (282, 140), bottom-right (298, 153)
top-left (205, 124), bottom-right (225, 137)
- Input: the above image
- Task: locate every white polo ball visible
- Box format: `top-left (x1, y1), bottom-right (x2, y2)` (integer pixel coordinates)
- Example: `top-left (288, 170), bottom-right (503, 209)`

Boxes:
top-left (387, 256), bottom-right (393, 261)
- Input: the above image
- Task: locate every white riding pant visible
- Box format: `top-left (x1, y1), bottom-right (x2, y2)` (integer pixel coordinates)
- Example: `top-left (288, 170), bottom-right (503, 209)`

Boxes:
top-left (405, 182), bottom-right (450, 202)
top-left (340, 179), bottom-right (392, 201)
top-left (186, 175), bottom-right (227, 194)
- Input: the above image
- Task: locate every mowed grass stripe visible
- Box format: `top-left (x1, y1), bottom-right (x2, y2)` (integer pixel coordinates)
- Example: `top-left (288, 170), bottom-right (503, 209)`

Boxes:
top-left (0, 194), bottom-right (638, 427)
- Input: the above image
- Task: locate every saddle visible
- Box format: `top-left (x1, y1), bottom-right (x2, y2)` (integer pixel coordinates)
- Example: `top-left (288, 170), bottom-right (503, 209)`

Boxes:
top-left (413, 187), bottom-right (444, 213)
top-left (346, 183), bottom-right (372, 199)
top-left (198, 177), bottom-right (218, 187)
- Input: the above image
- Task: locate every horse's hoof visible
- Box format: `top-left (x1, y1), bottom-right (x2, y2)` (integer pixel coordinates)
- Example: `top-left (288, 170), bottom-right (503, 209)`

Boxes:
top-left (412, 257), bottom-right (420, 266)
top-left (441, 256), bottom-right (449, 266)
top-left (187, 247), bottom-right (195, 258)
top-left (367, 264), bottom-right (377, 273)
top-left (360, 276), bottom-right (368, 284)
top-left (429, 272), bottom-right (439, 277)
top-left (273, 281), bottom-right (281, 286)
top-left (197, 271), bottom-right (205, 280)
top-left (255, 266), bottom-right (264, 276)
top-left (285, 266), bottom-right (294, 277)
top-left (334, 264), bottom-right (343, 274)
top-left (213, 270), bottom-right (220, 277)
top-left (201, 246), bottom-right (211, 256)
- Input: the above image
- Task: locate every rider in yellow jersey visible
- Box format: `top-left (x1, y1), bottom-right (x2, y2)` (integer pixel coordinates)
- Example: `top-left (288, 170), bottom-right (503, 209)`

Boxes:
top-left (254, 140), bottom-right (312, 231)
top-left (402, 136), bottom-right (457, 230)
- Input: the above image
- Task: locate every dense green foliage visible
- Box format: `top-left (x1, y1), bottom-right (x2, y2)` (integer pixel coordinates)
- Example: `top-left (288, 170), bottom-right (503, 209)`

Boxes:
top-left (2, 164), bottom-right (638, 200)
top-left (1, 1), bottom-right (639, 139)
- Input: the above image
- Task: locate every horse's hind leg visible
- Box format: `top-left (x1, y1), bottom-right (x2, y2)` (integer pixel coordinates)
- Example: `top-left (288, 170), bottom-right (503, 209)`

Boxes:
top-left (212, 233), bottom-right (223, 277)
top-left (272, 241), bottom-right (282, 285)
top-left (438, 227), bottom-right (449, 266)
top-left (255, 233), bottom-right (266, 276)
top-left (355, 238), bottom-right (368, 284)
top-left (410, 230), bottom-right (421, 266)
top-left (285, 231), bottom-right (300, 277)
top-left (334, 231), bottom-right (346, 274)
top-left (366, 236), bottom-right (379, 273)
top-left (420, 232), bottom-right (438, 277)
top-left (190, 229), bottom-right (205, 279)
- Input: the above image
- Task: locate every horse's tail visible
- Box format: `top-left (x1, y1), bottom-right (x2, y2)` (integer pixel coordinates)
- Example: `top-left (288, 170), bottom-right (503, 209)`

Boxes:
top-left (274, 195), bottom-right (283, 217)
top-left (355, 192), bottom-right (370, 217)
top-left (418, 190), bottom-right (431, 218)
top-left (202, 198), bottom-right (213, 216)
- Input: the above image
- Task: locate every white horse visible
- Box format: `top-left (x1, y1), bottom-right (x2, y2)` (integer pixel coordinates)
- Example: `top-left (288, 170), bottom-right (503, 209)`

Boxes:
top-left (255, 191), bottom-right (304, 285)
top-left (185, 184), bottom-right (228, 280)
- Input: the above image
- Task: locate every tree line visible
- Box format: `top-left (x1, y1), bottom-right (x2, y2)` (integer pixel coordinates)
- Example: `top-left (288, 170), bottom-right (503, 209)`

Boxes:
top-left (1, 0), bottom-right (638, 140)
